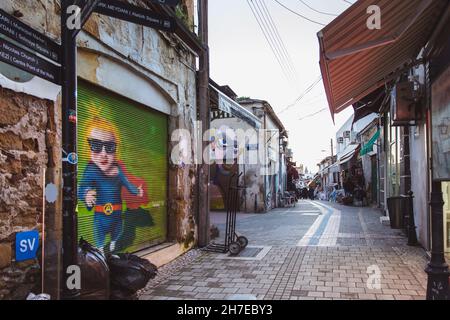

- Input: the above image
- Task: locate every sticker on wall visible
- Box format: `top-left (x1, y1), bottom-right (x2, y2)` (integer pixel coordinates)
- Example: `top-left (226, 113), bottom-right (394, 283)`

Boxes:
top-left (69, 110), bottom-right (77, 123)
top-left (65, 152), bottom-right (78, 165)
top-left (15, 231), bottom-right (39, 262)
top-left (45, 183), bottom-right (58, 203)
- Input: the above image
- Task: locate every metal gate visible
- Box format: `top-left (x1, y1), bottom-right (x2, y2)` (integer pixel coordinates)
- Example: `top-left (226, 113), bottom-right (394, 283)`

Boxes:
top-left (77, 81), bottom-right (168, 254)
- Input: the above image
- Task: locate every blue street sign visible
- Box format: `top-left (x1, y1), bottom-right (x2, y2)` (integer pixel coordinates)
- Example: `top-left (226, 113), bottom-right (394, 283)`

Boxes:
top-left (15, 231), bottom-right (39, 262)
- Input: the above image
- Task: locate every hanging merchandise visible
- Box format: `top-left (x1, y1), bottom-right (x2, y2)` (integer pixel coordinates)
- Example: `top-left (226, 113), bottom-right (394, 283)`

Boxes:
top-left (77, 81), bottom-right (168, 254)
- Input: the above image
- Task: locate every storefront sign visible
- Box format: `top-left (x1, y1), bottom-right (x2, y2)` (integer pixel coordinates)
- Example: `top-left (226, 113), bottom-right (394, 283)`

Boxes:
top-left (0, 37), bottom-right (61, 85)
top-left (432, 65), bottom-right (450, 181)
top-left (15, 230), bottom-right (39, 262)
top-left (0, 9), bottom-right (60, 63)
top-left (95, 0), bottom-right (176, 33)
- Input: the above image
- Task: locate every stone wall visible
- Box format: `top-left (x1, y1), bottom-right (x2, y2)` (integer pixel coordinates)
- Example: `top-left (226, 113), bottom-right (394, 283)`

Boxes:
top-left (0, 87), bottom-right (60, 299)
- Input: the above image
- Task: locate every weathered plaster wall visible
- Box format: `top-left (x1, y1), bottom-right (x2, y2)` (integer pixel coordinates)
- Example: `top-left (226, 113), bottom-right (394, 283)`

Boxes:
top-left (410, 124), bottom-right (430, 250)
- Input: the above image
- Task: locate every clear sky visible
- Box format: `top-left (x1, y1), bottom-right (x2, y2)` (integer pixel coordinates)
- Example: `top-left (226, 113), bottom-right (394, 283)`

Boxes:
top-left (209, 0), bottom-right (355, 173)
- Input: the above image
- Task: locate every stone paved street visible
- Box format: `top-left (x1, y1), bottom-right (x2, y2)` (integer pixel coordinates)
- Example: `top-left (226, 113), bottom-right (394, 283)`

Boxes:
top-left (139, 201), bottom-right (429, 300)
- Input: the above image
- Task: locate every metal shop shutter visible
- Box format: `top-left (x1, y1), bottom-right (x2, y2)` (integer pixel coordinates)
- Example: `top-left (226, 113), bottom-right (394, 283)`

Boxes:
top-left (77, 81), bottom-right (168, 254)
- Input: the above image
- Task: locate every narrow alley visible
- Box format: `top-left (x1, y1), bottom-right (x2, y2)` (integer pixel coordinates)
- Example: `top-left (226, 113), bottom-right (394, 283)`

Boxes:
top-left (0, 0), bottom-right (449, 302)
top-left (139, 201), bottom-right (428, 300)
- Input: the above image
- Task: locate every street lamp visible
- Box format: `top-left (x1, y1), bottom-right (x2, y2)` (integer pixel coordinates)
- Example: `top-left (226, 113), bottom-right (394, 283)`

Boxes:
top-left (427, 109), bottom-right (450, 301)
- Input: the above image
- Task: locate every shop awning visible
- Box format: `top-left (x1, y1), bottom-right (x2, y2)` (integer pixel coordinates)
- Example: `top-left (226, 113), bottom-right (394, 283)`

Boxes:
top-left (318, 0), bottom-right (448, 119)
top-left (360, 130), bottom-right (380, 156)
top-left (210, 85), bottom-right (262, 128)
top-left (338, 144), bottom-right (360, 165)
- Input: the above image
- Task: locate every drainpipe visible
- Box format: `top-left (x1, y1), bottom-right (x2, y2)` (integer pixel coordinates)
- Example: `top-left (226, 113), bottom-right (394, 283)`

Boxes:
top-left (197, 0), bottom-right (210, 247)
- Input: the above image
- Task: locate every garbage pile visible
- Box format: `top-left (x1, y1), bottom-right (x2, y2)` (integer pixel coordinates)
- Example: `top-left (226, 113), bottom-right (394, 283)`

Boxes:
top-left (78, 238), bottom-right (110, 299)
top-left (77, 239), bottom-right (157, 300)
top-left (108, 253), bottom-right (157, 300)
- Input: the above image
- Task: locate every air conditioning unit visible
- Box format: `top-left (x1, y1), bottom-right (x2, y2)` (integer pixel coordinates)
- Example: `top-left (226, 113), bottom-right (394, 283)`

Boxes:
top-left (391, 80), bottom-right (421, 126)
top-left (343, 131), bottom-right (350, 138)
top-left (337, 137), bottom-right (344, 144)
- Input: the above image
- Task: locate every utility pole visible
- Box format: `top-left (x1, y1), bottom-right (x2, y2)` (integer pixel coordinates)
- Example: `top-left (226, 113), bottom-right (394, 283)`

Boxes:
top-left (197, 0), bottom-right (210, 247)
top-left (331, 138), bottom-right (334, 157)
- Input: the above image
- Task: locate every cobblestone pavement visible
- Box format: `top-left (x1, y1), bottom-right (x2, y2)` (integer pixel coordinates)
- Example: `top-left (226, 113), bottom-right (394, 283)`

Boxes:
top-left (139, 201), bottom-right (429, 300)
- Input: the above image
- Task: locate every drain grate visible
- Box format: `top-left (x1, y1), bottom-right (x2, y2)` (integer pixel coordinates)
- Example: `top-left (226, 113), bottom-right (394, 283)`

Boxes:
top-left (237, 247), bottom-right (264, 258)
top-left (214, 246), bottom-right (272, 261)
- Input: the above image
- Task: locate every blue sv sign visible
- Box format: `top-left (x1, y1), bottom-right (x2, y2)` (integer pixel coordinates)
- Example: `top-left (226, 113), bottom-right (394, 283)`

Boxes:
top-left (15, 231), bottom-right (39, 262)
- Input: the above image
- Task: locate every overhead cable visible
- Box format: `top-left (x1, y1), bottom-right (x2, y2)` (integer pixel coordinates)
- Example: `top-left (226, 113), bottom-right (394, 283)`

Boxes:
top-left (252, 0), bottom-right (296, 82)
top-left (279, 76), bottom-right (322, 114)
top-left (272, 0), bottom-right (327, 26)
top-left (247, 0), bottom-right (293, 82)
top-left (298, 0), bottom-right (338, 16)
top-left (259, 0), bottom-right (299, 82)
top-left (298, 108), bottom-right (327, 121)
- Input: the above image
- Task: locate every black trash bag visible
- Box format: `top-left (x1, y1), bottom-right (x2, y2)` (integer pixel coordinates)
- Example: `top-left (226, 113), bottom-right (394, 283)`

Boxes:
top-left (108, 253), bottom-right (157, 298)
top-left (109, 289), bottom-right (138, 301)
top-left (77, 238), bottom-right (110, 300)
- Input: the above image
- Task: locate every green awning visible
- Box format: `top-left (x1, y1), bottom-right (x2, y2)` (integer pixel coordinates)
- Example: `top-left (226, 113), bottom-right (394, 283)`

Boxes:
top-left (360, 130), bottom-right (380, 156)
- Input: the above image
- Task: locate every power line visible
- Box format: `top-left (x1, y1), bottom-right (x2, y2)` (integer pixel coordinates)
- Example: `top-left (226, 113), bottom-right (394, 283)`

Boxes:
top-left (272, 0), bottom-right (327, 26)
top-left (247, 0), bottom-right (293, 82)
top-left (298, 0), bottom-right (338, 17)
top-left (279, 76), bottom-right (322, 114)
top-left (252, 0), bottom-right (296, 82)
top-left (298, 108), bottom-right (327, 121)
top-left (259, 0), bottom-right (298, 82)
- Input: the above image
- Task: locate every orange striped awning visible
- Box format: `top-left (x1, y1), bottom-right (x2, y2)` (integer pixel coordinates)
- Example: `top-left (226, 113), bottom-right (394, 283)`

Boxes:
top-left (318, 0), bottom-right (449, 120)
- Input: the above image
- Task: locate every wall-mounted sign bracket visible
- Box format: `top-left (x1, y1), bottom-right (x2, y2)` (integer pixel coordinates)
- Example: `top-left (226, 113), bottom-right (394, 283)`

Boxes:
top-left (60, 0), bottom-right (180, 300)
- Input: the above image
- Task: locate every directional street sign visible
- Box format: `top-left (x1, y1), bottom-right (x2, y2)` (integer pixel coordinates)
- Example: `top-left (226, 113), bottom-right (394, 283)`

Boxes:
top-left (147, 0), bottom-right (181, 6)
top-left (0, 37), bottom-right (61, 85)
top-left (94, 0), bottom-right (177, 33)
top-left (0, 9), bottom-right (61, 63)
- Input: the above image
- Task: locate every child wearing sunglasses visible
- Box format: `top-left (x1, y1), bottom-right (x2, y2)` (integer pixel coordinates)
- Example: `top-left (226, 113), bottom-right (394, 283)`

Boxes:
top-left (79, 117), bottom-right (144, 254)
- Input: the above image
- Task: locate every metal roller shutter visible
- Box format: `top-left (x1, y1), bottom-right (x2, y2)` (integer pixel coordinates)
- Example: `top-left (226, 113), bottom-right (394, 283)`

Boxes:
top-left (77, 81), bottom-right (168, 254)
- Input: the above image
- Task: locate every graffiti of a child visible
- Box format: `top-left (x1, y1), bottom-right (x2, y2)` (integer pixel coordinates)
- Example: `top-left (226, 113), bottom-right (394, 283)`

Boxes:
top-left (79, 117), bottom-right (143, 254)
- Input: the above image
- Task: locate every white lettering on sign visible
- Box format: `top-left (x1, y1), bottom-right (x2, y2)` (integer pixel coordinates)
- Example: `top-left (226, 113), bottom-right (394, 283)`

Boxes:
top-left (19, 238), bottom-right (36, 253)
